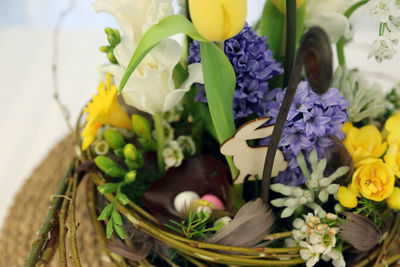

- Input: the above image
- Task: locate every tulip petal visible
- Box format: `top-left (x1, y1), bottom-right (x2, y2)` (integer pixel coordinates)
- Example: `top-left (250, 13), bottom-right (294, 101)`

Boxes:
top-left (189, 0), bottom-right (225, 41)
top-left (220, 0), bottom-right (247, 38)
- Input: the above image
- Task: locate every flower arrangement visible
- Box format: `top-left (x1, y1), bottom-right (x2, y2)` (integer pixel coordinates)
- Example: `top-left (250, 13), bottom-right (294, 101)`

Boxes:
top-left (25, 0), bottom-right (400, 267)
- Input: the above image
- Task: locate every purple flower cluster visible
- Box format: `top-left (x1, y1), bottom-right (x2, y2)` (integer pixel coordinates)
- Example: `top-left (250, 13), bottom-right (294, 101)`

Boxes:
top-left (263, 81), bottom-right (349, 185)
top-left (188, 23), bottom-right (283, 119)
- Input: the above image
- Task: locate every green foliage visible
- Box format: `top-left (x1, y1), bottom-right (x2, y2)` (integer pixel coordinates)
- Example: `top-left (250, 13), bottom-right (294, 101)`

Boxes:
top-left (355, 198), bottom-right (386, 227)
top-left (100, 27), bottom-right (121, 64)
top-left (164, 211), bottom-right (217, 240)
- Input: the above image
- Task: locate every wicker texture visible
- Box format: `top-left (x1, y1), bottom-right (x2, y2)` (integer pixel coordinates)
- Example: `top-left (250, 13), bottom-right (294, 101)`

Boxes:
top-left (0, 136), bottom-right (110, 267)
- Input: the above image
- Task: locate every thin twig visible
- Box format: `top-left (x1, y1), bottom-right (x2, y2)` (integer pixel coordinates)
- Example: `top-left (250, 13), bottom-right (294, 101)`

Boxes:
top-left (52, 0), bottom-right (77, 135)
top-left (35, 223), bottom-right (60, 267)
top-left (59, 178), bottom-right (73, 267)
top-left (24, 162), bottom-right (74, 267)
top-left (69, 163), bottom-right (82, 267)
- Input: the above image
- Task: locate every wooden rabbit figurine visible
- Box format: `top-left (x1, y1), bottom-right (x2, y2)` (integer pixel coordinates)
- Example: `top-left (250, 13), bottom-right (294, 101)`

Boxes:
top-left (220, 117), bottom-right (288, 184)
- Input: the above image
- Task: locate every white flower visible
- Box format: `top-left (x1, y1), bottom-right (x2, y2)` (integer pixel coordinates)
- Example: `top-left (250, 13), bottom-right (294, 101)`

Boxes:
top-left (305, 0), bottom-right (358, 42)
top-left (299, 241), bottom-right (325, 267)
top-left (163, 140), bottom-right (184, 169)
top-left (177, 135), bottom-right (196, 156)
top-left (321, 249), bottom-right (346, 267)
top-left (109, 39), bottom-right (204, 115)
top-left (153, 120), bottom-right (174, 143)
top-left (369, 36), bottom-right (396, 62)
top-left (366, 0), bottom-right (400, 22)
top-left (93, 0), bottom-right (174, 45)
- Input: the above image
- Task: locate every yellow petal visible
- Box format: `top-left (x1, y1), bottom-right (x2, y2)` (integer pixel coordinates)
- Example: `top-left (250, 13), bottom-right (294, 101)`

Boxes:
top-left (338, 186), bottom-right (358, 209)
top-left (387, 187), bottom-right (400, 210)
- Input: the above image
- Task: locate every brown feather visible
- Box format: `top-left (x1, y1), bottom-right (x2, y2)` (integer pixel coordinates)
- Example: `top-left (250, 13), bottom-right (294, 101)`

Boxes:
top-left (205, 198), bottom-right (274, 247)
top-left (339, 212), bottom-right (382, 252)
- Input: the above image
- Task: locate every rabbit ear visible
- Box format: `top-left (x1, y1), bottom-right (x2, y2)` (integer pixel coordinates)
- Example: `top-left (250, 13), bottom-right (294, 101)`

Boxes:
top-left (220, 138), bottom-right (239, 156)
top-left (235, 117), bottom-right (274, 140)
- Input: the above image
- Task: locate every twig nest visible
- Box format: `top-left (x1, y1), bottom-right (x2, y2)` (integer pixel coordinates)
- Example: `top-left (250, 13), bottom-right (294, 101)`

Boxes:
top-left (201, 194), bottom-right (224, 210)
top-left (173, 191), bottom-right (200, 214)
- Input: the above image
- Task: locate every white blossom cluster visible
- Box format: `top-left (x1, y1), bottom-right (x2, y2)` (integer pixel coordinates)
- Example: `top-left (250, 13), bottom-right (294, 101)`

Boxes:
top-left (271, 149), bottom-right (349, 218)
top-left (161, 106), bottom-right (196, 169)
top-left (289, 213), bottom-right (345, 267)
top-left (366, 0), bottom-right (400, 62)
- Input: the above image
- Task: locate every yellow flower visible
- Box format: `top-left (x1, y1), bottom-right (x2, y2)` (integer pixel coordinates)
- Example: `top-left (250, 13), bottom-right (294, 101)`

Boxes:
top-left (385, 111), bottom-right (400, 145)
top-left (384, 143), bottom-right (400, 177)
top-left (81, 74), bottom-right (132, 151)
top-left (351, 158), bottom-right (395, 202)
top-left (188, 0), bottom-right (247, 41)
top-left (270, 0), bottom-right (307, 14)
top-left (386, 187), bottom-right (400, 210)
top-left (343, 124), bottom-right (387, 164)
top-left (338, 186), bottom-right (358, 208)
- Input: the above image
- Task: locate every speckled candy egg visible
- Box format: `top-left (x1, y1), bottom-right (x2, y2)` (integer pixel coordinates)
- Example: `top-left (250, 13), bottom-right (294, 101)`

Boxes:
top-left (173, 191), bottom-right (200, 214)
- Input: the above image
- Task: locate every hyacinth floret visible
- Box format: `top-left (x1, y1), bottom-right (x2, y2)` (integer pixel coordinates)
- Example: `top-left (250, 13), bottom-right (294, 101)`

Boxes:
top-left (188, 23), bottom-right (283, 119)
top-left (264, 81), bottom-right (349, 185)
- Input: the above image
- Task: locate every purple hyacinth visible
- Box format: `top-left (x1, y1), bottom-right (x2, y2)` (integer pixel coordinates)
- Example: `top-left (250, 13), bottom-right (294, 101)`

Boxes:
top-left (262, 81), bottom-right (349, 185)
top-left (188, 23), bottom-right (283, 119)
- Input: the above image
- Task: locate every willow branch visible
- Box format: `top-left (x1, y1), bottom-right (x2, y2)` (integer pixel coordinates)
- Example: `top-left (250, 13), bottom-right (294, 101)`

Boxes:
top-left (69, 166), bottom-right (82, 267)
top-left (59, 179), bottom-right (73, 267)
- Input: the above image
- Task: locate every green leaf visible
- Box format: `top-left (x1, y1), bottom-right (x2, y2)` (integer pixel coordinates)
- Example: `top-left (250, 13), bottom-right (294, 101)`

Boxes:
top-left (117, 193), bottom-right (130, 206)
top-left (114, 224), bottom-right (126, 239)
top-left (199, 42), bottom-right (236, 144)
top-left (97, 183), bottom-right (119, 194)
top-left (112, 209), bottom-right (123, 225)
top-left (119, 15), bottom-right (207, 92)
top-left (106, 218), bottom-right (114, 239)
top-left (259, 1), bottom-right (285, 61)
top-left (97, 203), bottom-right (113, 221)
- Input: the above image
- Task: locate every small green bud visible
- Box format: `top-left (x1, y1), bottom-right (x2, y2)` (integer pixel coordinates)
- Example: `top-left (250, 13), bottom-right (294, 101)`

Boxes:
top-left (97, 183), bottom-right (119, 194)
top-left (108, 34), bottom-right (118, 46)
top-left (99, 45), bottom-right (109, 53)
top-left (124, 144), bottom-right (138, 161)
top-left (104, 27), bottom-right (113, 35)
top-left (132, 114), bottom-right (151, 139)
top-left (125, 154), bottom-right (144, 170)
top-left (107, 51), bottom-right (118, 64)
top-left (124, 170), bottom-right (137, 184)
top-left (138, 138), bottom-right (157, 151)
top-left (117, 193), bottom-right (130, 205)
top-left (95, 156), bottom-right (126, 178)
top-left (113, 29), bottom-right (121, 42)
top-left (104, 129), bottom-right (125, 149)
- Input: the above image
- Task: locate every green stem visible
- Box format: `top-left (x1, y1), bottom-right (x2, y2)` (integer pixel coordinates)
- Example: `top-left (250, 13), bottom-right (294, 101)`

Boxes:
top-left (336, 0), bottom-right (369, 66)
top-left (154, 112), bottom-right (165, 174)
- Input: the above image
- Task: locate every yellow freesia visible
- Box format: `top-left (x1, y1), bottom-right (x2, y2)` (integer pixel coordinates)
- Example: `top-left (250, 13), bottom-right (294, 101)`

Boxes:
top-left (384, 142), bottom-right (400, 177)
top-left (385, 111), bottom-right (400, 145)
top-left (338, 186), bottom-right (358, 208)
top-left (188, 0), bottom-right (247, 41)
top-left (386, 187), bottom-right (400, 210)
top-left (351, 158), bottom-right (395, 202)
top-left (81, 74), bottom-right (132, 151)
top-left (270, 0), bottom-right (307, 14)
top-left (343, 123), bottom-right (387, 164)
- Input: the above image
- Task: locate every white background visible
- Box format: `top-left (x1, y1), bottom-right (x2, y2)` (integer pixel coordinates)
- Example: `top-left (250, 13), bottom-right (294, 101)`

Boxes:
top-left (0, 0), bottom-right (399, 231)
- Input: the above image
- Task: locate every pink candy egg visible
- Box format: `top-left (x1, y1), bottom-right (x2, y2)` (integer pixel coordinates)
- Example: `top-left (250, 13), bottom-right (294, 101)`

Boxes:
top-left (201, 194), bottom-right (224, 210)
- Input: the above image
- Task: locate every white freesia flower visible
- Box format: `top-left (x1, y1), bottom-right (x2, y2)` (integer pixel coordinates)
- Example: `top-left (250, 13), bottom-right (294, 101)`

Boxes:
top-left (305, 0), bottom-right (358, 42)
top-left (93, 0), bottom-right (174, 44)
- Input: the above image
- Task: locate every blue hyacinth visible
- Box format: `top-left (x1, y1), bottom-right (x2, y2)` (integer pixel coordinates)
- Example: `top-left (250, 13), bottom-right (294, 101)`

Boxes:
top-left (262, 81), bottom-right (349, 185)
top-left (188, 23), bottom-right (283, 120)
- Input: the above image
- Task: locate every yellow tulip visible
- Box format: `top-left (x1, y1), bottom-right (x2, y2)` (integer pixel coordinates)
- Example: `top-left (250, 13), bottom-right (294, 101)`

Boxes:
top-left (351, 158), bottom-right (395, 202)
top-left (338, 186), bottom-right (358, 209)
top-left (343, 124), bottom-right (387, 164)
top-left (387, 187), bottom-right (400, 210)
top-left (188, 0), bottom-right (247, 41)
top-left (270, 0), bottom-right (307, 14)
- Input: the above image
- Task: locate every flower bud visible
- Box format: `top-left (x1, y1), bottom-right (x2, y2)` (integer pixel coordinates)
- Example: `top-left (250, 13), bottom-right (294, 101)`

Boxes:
top-left (124, 170), bottom-right (137, 184)
top-left (326, 213), bottom-right (337, 221)
top-left (124, 143), bottom-right (139, 161)
top-left (104, 129), bottom-right (125, 149)
top-left (188, 0), bottom-right (247, 41)
top-left (387, 187), bottom-right (400, 210)
top-left (132, 114), bottom-right (152, 139)
top-left (338, 186), bottom-right (358, 209)
top-left (99, 45), bottom-right (109, 53)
